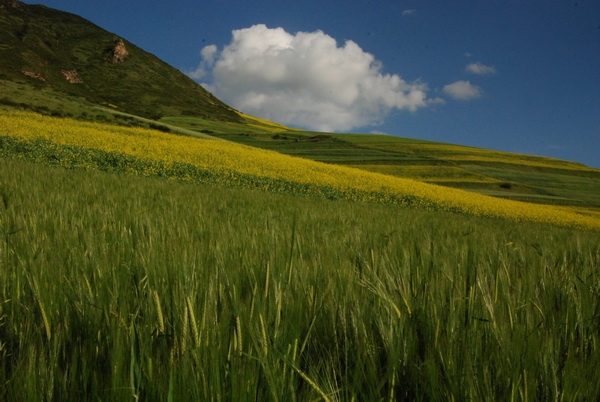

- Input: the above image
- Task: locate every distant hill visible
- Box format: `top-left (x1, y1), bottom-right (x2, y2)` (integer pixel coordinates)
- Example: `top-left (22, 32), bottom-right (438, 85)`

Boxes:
top-left (0, 0), bottom-right (241, 122)
top-left (194, 129), bottom-right (600, 209)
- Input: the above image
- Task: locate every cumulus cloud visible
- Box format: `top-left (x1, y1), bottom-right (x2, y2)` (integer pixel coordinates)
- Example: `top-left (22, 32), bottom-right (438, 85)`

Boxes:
top-left (466, 61), bottom-right (496, 75)
top-left (443, 80), bottom-right (482, 100)
top-left (201, 44), bottom-right (218, 63)
top-left (188, 66), bottom-right (206, 79)
top-left (188, 45), bottom-right (218, 79)
top-left (192, 24), bottom-right (431, 132)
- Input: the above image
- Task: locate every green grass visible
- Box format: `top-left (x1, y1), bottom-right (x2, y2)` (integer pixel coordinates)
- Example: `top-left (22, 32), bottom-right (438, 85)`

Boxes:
top-left (0, 79), bottom-right (106, 118)
top-left (190, 126), bottom-right (600, 209)
top-left (1, 157), bottom-right (599, 400)
top-left (159, 116), bottom-right (297, 136)
top-left (0, 134), bottom-right (434, 210)
top-left (0, 80), bottom-right (221, 139)
top-left (464, 165), bottom-right (600, 207)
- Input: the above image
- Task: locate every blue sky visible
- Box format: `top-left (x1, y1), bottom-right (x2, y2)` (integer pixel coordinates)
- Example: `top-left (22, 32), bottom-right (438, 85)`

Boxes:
top-left (23, 0), bottom-right (600, 168)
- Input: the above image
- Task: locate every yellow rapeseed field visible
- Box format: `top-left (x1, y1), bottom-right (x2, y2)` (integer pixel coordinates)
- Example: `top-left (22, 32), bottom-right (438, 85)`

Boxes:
top-left (346, 165), bottom-right (500, 183)
top-left (236, 111), bottom-right (300, 132)
top-left (1, 110), bottom-right (599, 229)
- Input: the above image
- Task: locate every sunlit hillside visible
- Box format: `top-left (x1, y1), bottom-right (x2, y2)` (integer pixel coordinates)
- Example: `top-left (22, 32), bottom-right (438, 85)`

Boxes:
top-left (1, 110), bottom-right (599, 230)
top-left (195, 127), bottom-right (600, 208)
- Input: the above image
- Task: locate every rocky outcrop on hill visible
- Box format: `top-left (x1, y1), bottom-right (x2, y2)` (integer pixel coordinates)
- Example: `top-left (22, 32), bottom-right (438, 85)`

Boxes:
top-left (0, 0), bottom-right (23, 10)
top-left (21, 70), bottom-right (45, 81)
top-left (61, 69), bottom-right (83, 83)
top-left (105, 38), bottom-right (129, 64)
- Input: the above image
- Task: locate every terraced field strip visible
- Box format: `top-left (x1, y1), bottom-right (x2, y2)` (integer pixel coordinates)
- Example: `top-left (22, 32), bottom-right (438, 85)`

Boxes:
top-left (201, 127), bottom-right (600, 208)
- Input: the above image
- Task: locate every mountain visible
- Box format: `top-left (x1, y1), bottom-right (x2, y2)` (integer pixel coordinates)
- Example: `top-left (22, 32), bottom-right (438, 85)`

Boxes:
top-left (0, 0), bottom-right (241, 122)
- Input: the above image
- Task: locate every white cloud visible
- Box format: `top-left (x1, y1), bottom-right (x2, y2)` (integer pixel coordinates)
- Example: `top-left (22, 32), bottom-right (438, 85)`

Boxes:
top-left (189, 45), bottom-right (219, 79)
top-left (188, 66), bottom-right (206, 79)
top-left (188, 45), bottom-right (218, 79)
top-left (402, 9), bottom-right (416, 16)
top-left (192, 24), bottom-right (431, 132)
top-left (466, 61), bottom-right (496, 75)
top-left (200, 44), bottom-right (218, 63)
top-left (443, 80), bottom-right (482, 100)
top-left (428, 97), bottom-right (446, 105)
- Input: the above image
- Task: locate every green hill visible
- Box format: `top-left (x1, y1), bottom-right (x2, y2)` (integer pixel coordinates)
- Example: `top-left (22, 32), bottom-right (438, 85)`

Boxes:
top-left (0, 0), bottom-right (240, 122)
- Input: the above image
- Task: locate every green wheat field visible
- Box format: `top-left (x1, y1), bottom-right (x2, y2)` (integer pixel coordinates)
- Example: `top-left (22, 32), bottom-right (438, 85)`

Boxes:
top-left (1, 157), bottom-right (599, 400)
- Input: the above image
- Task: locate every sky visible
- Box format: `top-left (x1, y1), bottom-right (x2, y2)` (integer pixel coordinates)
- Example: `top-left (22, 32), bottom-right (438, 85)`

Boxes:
top-left (22, 0), bottom-right (600, 168)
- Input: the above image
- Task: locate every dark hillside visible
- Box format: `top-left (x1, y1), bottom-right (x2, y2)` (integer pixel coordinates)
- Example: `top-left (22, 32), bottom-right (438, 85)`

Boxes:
top-left (0, 0), bottom-right (241, 121)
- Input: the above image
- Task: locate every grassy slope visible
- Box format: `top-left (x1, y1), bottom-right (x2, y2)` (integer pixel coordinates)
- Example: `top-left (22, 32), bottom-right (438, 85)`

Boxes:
top-left (0, 0), bottom-right (240, 121)
top-left (0, 81), bottom-right (220, 139)
top-left (1, 157), bottom-right (599, 400)
top-left (190, 128), bottom-right (600, 208)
